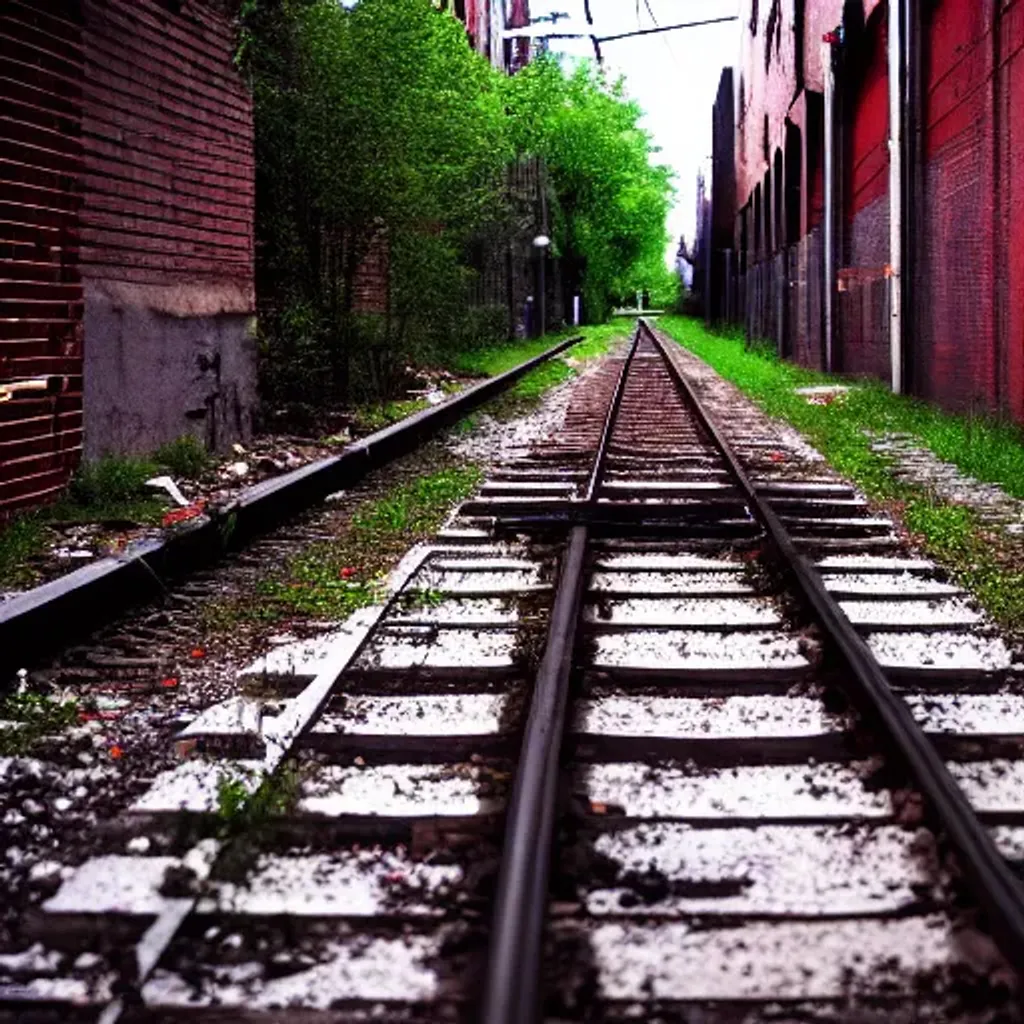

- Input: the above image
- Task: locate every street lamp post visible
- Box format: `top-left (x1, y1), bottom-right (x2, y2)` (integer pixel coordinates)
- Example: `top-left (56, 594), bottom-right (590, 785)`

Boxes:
top-left (533, 233), bottom-right (550, 337)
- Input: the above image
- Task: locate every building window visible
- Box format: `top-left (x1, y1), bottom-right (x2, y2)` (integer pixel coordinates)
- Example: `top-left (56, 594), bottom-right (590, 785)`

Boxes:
top-left (765, 0), bottom-right (781, 70)
top-left (750, 0), bottom-right (759, 35)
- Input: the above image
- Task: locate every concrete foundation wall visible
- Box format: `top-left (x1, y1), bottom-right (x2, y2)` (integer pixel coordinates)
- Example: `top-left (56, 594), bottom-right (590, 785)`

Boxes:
top-left (82, 281), bottom-right (256, 459)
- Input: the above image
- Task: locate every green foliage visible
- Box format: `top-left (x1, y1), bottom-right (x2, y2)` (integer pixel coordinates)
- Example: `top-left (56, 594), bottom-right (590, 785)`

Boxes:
top-left (502, 57), bottom-right (674, 322)
top-left (215, 762), bottom-right (301, 835)
top-left (399, 586), bottom-right (446, 611)
top-left (660, 315), bottom-right (1024, 633)
top-left (0, 692), bottom-right (78, 755)
top-left (208, 462), bottom-right (483, 629)
top-left (48, 456), bottom-right (165, 525)
top-left (257, 552), bottom-right (383, 620)
top-left (453, 324), bottom-right (626, 418)
top-left (154, 435), bottom-right (211, 479)
top-left (241, 3), bottom-right (672, 408)
top-left (352, 466), bottom-right (482, 536)
top-left (659, 316), bottom-right (1024, 501)
top-left (351, 398), bottom-right (430, 435)
top-left (0, 516), bottom-right (46, 589)
top-left (451, 323), bottom-right (623, 377)
top-left (68, 456), bottom-right (159, 508)
top-left (242, 0), bottom-right (512, 405)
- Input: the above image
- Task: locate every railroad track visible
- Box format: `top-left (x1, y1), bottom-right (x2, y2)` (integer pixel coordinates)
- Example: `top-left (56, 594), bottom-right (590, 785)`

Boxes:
top-left (7, 320), bottom-right (1024, 1022)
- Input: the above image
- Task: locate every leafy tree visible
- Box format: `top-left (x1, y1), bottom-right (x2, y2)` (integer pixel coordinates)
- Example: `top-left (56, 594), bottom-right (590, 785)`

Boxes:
top-left (241, 0), bottom-right (509, 403)
top-left (239, 3), bottom-right (674, 411)
top-left (502, 57), bottom-right (674, 322)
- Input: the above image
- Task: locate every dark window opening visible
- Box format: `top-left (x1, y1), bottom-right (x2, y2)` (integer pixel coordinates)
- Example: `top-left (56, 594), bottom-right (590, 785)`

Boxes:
top-left (773, 149), bottom-right (783, 250)
top-left (753, 185), bottom-right (762, 260)
top-left (785, 122), bottom-right (802, 244)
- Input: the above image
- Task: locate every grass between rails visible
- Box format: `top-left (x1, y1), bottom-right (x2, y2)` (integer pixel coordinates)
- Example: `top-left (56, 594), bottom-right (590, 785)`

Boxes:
top-left (452, 324), bottom-right (627, 424)
top-left (203, 463), bottom-right (483, 632)
top-left (658, 315), bottom-right (1024, 634)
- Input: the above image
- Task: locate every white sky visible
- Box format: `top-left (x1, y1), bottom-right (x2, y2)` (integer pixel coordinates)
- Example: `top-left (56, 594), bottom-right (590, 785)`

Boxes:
top-left (527, 0), bottom-right (739, 266)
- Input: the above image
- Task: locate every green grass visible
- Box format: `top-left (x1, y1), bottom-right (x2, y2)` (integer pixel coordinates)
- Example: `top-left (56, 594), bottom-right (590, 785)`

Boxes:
top-left (659, 316), bottom-right (1024, 500)
top-left (453, 324), bottom-right (626, 421)
top-left (0, 516), bottom-right (47, 589)
top-left (154, 435), bottom-right (212, 478)
top-left (49, 455), bottom-right (166, 526)
top-left (0, 454), bottom-right (170, 587)
top-left (658, 315), bottom-right (1024, 633)
top-left (0, 692), bottom-right (78, 755)
top-left (207, 464), bottom-right (483, 629)
top-left (349, 398), bottom-right (430, 435)
top-left (450, 323), bottom-right (624, 378)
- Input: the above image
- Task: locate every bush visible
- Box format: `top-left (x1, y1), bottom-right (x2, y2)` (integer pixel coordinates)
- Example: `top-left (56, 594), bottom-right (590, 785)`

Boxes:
top-left (154, 435), bottom-right (211, 478)
top-left (69, 456), bottom-right (159, 508)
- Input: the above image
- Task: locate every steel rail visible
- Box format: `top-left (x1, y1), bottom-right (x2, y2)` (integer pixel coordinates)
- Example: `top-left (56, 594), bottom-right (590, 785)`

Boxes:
top-left (641, 318), bottom-right (1024, 970)
top-left (0, 334), bottom-right (586, 683)
top-left (480, 326), bottom-right (642, 1024)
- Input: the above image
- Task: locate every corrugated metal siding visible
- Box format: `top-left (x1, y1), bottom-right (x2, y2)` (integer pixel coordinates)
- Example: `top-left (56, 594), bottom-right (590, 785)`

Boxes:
top-left (79, 0), bottom-right (254, 289)
top-left (0, 0), bottom-right (85, 516)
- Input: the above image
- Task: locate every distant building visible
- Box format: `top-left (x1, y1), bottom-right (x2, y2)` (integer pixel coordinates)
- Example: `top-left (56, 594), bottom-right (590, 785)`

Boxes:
top-left (445, 0), bottom-right (532, 72)
top-left (711, 0), bottom-right (1024, 421)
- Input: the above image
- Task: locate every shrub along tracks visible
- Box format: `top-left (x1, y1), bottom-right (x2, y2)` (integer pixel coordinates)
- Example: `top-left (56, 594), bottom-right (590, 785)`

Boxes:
top-left (4, 323), bottom-right (1024, 1021)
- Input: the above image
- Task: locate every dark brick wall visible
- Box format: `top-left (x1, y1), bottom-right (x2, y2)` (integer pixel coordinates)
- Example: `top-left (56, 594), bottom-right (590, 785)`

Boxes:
top-left (0, 1), bottom-right (86, 516)
top-left (78, 0), bottom-right (257, 459)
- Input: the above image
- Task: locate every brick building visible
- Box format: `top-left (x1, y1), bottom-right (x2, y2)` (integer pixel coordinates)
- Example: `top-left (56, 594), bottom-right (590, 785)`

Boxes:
top-left (708, 0), bottom-right (1024, 421)
top-left (1, 0), bottom-right (255, 515)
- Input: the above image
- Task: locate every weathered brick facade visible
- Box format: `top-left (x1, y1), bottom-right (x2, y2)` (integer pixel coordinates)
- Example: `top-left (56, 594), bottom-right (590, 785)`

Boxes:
top-left (713, 0), bottom-right (1024, 422)
top-left (1, 1), bottom-right (86, 514)
top-left (1, 0), bottom-right (256, 514)
top-left (79, 0), bottom-right (256, 460)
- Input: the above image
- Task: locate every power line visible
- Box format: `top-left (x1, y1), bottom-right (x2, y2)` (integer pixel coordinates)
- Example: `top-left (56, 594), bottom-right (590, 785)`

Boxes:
top-left (596, 14), bottom-right (737, 43)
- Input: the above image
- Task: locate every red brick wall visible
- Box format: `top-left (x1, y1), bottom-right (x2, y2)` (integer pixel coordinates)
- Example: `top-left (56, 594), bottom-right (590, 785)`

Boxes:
top-left (79, 0), bottom-right (254, 298)
top-left (915, 0), bottom-right (995, 411)
top-left (847, 7), bottom-right (889, 218)
top-left (78, 0), bottom-right (257, 461)
top-left (0, 1), bottom-right (86, 516)
top-left (1004, 0), bottom-right (1024, 421)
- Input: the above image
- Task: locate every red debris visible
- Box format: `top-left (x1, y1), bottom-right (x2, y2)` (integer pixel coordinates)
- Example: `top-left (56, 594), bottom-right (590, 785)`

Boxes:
top-left (162, 677), bottom-right (179, 688)
top-left (109, 745), bottom-right (124, 759)
top-left (339, 566), bottom-right (356, 579)
top-left (78, 711), bottom-right (121, 723)
top-left (190, 647), bottom-right (205, 659)
top-left (162, 499), bottom-right (207, 528)
top-left (769, 451), bottom-right (785, 462)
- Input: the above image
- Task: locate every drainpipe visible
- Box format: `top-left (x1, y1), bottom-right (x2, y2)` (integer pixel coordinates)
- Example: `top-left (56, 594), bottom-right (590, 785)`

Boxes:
top-left (901, 0), bottom-right (919, 396)
top-left (823, 34), bottom-right (837, 373)
top-left (888, 0), bottom-right (904, 394)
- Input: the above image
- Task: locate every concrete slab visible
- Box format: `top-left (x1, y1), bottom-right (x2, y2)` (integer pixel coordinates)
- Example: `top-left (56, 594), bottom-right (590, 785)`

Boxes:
top-left (591, 630), bottom-right (811, 673)
top-left (585, 822), bottom-right (948, 916)
top-left (588, 916), bottom-right (986, 1002)
top-left (300, 763), bottom-right (507, 819)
